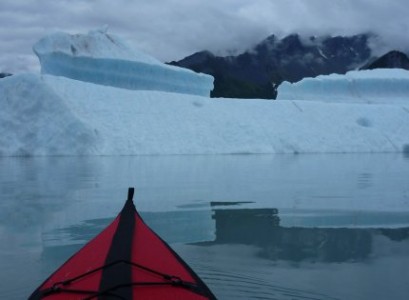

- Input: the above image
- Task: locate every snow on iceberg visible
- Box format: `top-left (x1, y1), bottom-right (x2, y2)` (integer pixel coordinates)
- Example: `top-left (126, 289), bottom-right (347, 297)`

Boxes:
top-left (1, 72), bottom-right (409, 156)
top-left (33, 29), bottom-right (214, 97)
top-left (277, 69), bottom-right (409, 103)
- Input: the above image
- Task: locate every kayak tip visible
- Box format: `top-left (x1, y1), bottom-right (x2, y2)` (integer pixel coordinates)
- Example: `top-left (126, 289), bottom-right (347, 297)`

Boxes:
top-left (127, 187), bottom-right (135, 202)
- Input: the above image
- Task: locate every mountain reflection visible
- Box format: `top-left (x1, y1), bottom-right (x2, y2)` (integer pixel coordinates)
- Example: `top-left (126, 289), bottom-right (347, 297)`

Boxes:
top-left (43, 206), bottom-right (409, 265)
top-left (196, 206), bottom-right (409, 263)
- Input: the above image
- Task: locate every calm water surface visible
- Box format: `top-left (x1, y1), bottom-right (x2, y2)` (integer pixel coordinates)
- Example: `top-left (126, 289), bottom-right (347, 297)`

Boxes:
top-left (0, 154), bottom-right (409, 299)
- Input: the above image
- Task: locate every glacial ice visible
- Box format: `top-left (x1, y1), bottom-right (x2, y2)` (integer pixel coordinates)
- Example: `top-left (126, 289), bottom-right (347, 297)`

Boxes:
top-left (0, 74), bottom-right (99, 156)
top-left (1, 72), bottom-right (409, 156)
top-left (33, 29), bottom-right (214, 97)
top-left (277, 69), bottom-right (409, 104)
top-left (1, 30), bottom-right (409, 156)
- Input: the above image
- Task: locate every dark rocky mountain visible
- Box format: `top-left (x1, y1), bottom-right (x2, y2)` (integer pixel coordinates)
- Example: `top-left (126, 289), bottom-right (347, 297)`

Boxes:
top-left (360, 50), bottom-right (409, 70)
top-left (169, 34), bottom-right (373, 99)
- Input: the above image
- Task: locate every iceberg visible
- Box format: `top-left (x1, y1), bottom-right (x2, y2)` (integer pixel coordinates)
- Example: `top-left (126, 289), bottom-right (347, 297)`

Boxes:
top-left (1, 29), bottom-right (409, 156)
top-left (33, 29), bottom-right (214, 97)
top-left (1, 72), bottom-right (409, 156)
top-left (0, 73), bottom-right (99, 156)
top-left (277, 69), bottom-right (409, 104)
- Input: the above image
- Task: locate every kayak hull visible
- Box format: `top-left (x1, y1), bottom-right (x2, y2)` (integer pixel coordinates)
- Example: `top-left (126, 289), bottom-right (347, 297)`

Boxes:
top-left (29, 188), bottom-right (216, 299)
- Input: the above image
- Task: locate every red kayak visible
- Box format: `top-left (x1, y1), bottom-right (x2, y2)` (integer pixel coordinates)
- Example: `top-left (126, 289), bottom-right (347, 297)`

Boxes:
top-left (29, 188), bottom-right (217, 299)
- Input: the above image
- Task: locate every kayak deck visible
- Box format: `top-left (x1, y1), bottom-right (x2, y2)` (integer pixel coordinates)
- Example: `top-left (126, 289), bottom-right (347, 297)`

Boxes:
top-left (29, 188), bottom-right (216, 299)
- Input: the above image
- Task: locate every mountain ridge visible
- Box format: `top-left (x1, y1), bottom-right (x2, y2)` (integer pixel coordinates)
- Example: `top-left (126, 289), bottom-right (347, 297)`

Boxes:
top-left (361, 50), bottom-right (409, 70)
top-left (169, 33), bottom-right (405, 99)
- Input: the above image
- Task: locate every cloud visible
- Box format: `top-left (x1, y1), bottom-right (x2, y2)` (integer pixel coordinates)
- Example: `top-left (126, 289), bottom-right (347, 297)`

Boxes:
top-left (0, 0), bottom-right (408, 73)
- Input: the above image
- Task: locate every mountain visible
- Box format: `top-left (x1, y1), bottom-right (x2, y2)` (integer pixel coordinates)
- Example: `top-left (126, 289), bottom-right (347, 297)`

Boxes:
top-left (360, 50), bottom-right (409, 70)
top-left (169, 34), bottom-right (372, 99)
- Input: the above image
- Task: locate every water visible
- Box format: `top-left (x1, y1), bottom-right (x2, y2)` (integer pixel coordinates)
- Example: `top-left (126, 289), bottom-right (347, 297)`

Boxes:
top-left (0, 154), bottom-right (409, 299)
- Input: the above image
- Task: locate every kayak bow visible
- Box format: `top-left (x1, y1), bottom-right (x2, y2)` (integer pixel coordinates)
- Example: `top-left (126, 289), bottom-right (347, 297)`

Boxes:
top-left (29, 188), bottom-right (217, 299)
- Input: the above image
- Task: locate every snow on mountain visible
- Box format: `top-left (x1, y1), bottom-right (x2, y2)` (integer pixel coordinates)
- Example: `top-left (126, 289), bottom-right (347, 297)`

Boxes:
top-left (33, 29), bottom-right (214, 97)
top-left (277, 69), bottom-right (409, 103)
top-left (0, 30), bottom-right (409, 156)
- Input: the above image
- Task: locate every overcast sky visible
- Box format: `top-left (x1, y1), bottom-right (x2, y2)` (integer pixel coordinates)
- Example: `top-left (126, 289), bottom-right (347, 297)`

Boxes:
top-left (1, 0), bottom-right (408, 73)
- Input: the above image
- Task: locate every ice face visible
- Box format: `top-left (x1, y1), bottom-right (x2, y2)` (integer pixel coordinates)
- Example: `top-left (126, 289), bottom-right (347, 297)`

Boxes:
top-left (1, 73), bottom-right (409, 156)
top-left (277, 69), bottom-right (409, 104)
top-left (33, 30), bottom-right (214, 97)
top-left (0, 73), bottom-right (99, 156)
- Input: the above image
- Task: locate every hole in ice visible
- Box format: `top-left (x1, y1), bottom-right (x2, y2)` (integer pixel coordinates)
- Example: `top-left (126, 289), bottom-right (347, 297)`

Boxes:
top-left (403, 144), bottom-right (409, 156)
top-left (70, 45), bottom-right (77, 55)
top-left (356, 117), bottom-right (372, 127)
top-left (192, 101), bottom-right (204, 108)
